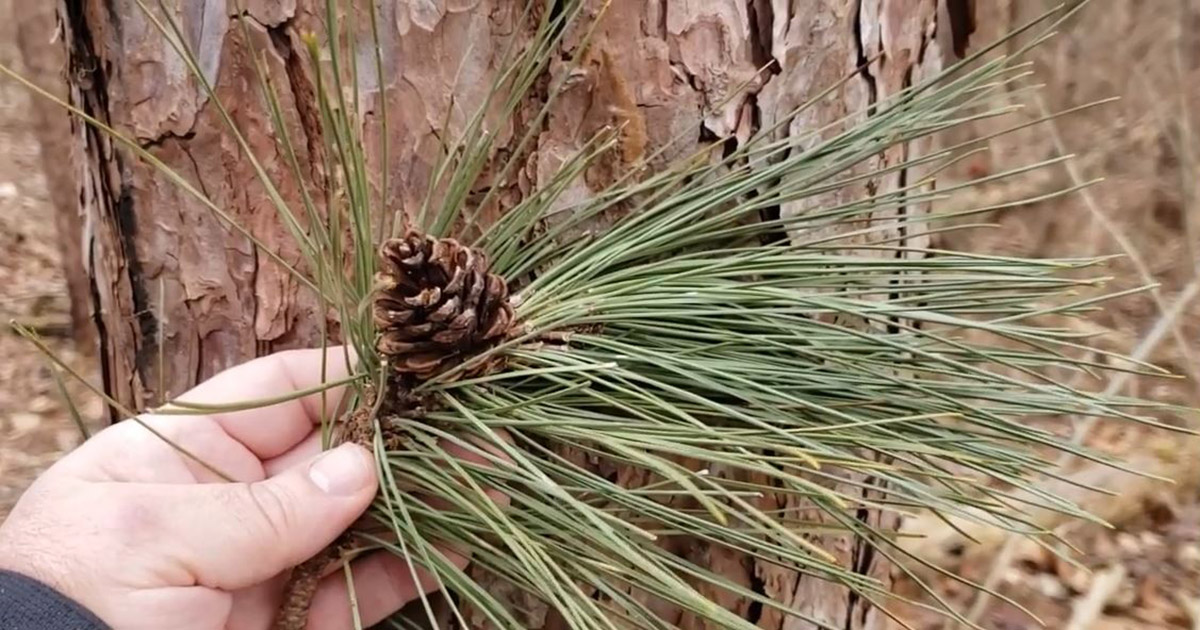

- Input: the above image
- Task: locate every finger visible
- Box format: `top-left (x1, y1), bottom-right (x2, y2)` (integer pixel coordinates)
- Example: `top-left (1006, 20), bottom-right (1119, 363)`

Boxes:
top-left (58, 414), bottom-right (265, 484)
top-left (264, 431), bottom-right (324, 477)
top-left (168, 347), bottom-right (359, 460)
top-left (304, 430), bottom-right (515, 629)
top-left (132, 443), bottom-right (377, 589)
top-left (307, 549), bottom-right (467, 630)
top-left (66, 348), bottom-right (358, 483)
top-left (225, 577), bottom-right (287, 630)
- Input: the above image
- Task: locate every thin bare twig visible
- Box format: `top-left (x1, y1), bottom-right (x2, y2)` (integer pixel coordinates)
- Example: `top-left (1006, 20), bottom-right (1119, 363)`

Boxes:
top-left (1031, 93), bottom-right (1200, 385)
top-left (1176, 0), bottom-right (1198, 275)
top-left (1064, 564), bottom-right (1127, 630)
top-left (1178, 592), bottom-right (1200, 630)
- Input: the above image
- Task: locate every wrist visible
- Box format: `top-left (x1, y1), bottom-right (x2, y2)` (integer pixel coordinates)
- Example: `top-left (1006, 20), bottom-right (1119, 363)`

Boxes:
top-left (0, 569), bottom-right (110, 630)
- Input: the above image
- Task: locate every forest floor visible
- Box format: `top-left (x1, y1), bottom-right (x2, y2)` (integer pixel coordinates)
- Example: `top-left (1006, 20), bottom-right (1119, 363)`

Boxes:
top-left (0, 1), bottom-right (1198, 629)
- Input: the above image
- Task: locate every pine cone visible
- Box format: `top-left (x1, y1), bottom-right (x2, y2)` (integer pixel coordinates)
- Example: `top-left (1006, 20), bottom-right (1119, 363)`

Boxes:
top-left (374, 231), bottom-right (515, 382)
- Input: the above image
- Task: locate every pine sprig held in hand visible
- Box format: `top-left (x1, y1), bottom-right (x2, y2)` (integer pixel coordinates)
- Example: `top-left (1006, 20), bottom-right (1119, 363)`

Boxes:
top-left (0, 1), bottom-right (1185, 629)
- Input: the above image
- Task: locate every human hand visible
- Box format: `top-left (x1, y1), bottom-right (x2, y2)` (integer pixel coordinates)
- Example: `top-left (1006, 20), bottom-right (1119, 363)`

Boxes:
top-left (0, 348), bottom-right (451, 630)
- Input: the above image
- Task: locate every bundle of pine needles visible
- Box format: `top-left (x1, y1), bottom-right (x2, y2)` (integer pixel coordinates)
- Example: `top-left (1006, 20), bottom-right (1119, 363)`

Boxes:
top-left (1, 1), bottom-right (1187, 629)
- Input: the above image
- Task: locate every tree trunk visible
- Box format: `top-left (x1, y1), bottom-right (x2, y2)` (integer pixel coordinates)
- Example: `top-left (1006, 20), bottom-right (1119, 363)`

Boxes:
top-left (14, 1), bottom-right (92, 350)
top-left (66, 1), bottom-right (957, 627)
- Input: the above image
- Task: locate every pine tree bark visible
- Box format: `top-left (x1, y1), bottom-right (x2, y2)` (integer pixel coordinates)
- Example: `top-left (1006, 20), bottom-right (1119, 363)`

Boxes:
top-left (66, 1), bottom-right (958, 628)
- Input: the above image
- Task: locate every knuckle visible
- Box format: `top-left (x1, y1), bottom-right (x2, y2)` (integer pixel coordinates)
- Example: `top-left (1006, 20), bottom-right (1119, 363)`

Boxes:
top-left (242, 482), bottom-right (297, 543)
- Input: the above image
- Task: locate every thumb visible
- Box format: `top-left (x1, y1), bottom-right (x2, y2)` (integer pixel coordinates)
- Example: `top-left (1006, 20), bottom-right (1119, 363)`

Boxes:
top-left (135, 443), bottom-right (378, 589)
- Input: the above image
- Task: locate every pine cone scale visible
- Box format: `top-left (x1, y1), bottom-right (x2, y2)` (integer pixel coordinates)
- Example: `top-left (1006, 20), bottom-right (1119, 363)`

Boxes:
top-left (374, 230), bottom-right (516, 382)
top-left (428, 297), bottom-right (461, 322)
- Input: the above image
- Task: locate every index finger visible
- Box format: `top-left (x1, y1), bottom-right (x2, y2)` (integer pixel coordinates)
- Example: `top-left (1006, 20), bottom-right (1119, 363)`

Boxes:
top-left (167, 346), bottom-right (362, 460)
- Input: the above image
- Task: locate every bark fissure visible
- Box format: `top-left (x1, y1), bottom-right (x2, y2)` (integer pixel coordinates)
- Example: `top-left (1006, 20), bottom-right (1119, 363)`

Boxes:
top-left (745, 0), bottom-right (774, 71)
top-left (137, 130), bottom-right (197, 150)
top-left (888, 66), bottom-right (920, 336)
top-left (66, 0), bottom-right (144, 416)
top-left (266, 16), bottom-right (326, 194)
top-left (945, 0), bottom-right (976, 59)
top-left (248, 224), bottom-right (261, 359)
top-left (852, 0), bottom-right (879, 113)
top-left (85, 239), bottom-right (115, 416)
top-left (180, 142), bottom-right (211, 199)
top-left (113, 183), bottom-right (158, 382)
top-left (847, 495), bottom-right (880, 630)
top-left (746, 571), bottom-right (766, 625)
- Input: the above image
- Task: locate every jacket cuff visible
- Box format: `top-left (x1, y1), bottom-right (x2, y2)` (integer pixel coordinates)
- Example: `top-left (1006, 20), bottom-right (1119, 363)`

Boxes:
top-left (0, 569), bottom-right (109, 629)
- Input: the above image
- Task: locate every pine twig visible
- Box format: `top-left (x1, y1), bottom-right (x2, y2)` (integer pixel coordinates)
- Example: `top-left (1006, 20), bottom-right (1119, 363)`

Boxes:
top-left (274, 545), bottom-right (342, 630)
top-left (275, 406), bottom-right (377, 630)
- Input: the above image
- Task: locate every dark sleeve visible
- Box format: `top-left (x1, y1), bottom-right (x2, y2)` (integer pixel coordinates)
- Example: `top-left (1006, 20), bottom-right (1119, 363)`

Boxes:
top-left (0, 570), bottom-right (109, 630)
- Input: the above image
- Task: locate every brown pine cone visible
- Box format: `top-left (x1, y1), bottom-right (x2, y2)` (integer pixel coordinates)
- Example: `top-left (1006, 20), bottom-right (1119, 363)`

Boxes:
top-left (374, 230), bottom-right (515, 382)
